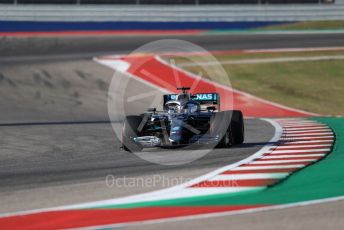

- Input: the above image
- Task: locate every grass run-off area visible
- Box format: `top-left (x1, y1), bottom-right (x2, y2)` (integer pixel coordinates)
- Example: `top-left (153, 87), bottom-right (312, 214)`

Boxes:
top-left (170, 50), bottom-right (344, 116)
top-left (260, 20), bottom-right (344, 30)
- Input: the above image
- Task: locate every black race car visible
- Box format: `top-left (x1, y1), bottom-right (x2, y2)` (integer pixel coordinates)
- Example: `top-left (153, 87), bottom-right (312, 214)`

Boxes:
top-left (122, 87), bottom-right (244, 152)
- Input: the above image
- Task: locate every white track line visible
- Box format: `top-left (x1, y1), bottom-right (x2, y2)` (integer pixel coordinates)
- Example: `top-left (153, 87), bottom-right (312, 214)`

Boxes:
top-left (178, 55), bottom-right (344, 66)
top-left (270, 149), bottom-right (331, 154)
top-left (262, 154), bottom-right (326, 159)
top-left (278, 120), bottom-right (318, 123)
top-left (282, 124), bottom-right (328, 128)
top-left (282, 123), bottom-right (327, 126)
top-left (109, 187), bottom-right (264, 202)
top-left (250, 159), bottom-right (317, 164)
top-left (93, 195), bottom-right (344, 229)
top-left (283, 135), bottom-right (333, 138)
top-left (280, 140), bottom-right (334, 144)
top-left (282, 135), bottom-right (334, 138)
top-left (248, 163), bottom-right (309, 167)
top-left (284, 129), bottom-right (332, 133)
top-left (247, 47), bottom-right (344, 53)
top-left (284, 127), bottom-right (330, 131)
top-left (274, 144), bottom-right (332, 149)
top-left (275, 118), bottom-right (311, 121)
top-left (278, 121), bottom-right (320, 125)
top-left (209, 173), bottom-right (288, 180)
top-left (232, 165), bottom-right (305, 170)
top-left (283, 132), bottom-right (333, 136)
top-left (282, 122), bottom-right (325, 125)
top-left (283, 125), bottom-right (327, 128)
top-left (257, 158), bottom-right (320, 161)
top-left (280, 136), bottom-right (334, 140)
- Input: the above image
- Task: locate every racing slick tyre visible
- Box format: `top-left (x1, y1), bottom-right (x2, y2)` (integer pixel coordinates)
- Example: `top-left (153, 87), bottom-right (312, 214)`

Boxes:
top-left (210, 111), bottom-right (233, 148)
top-left (122, 115), bottom-right (143, 152)
top-left (230, 110), bottom-right (244, 145)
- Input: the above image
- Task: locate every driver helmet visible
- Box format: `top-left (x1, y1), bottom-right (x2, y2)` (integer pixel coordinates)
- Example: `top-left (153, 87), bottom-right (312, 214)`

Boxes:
top-left (185, 103), bottom-right (198, 113)
top-left (167, 102), bottom-right (181, 113)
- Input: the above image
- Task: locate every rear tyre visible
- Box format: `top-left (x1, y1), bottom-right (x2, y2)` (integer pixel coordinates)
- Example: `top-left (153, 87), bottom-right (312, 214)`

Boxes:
top-left (210, 111), bottom-right (233, 148)
top-left (122, 115), bottom-right (143, 152)
top-left (217, 127), bottom-right (234, 148)
top-left (231, 110), bottom-right (244, 145)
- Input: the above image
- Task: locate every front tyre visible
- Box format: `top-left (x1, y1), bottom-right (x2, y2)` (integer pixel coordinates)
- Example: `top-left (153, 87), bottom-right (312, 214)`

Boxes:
top-left (122, 115), bottom-right (143, 152)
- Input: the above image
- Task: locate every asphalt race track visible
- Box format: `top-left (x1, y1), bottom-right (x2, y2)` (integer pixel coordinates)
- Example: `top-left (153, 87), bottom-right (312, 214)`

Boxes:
top-left (0, 46), bottom-right (274, 213)
top-left (1, 33), bottom-right (344, 227)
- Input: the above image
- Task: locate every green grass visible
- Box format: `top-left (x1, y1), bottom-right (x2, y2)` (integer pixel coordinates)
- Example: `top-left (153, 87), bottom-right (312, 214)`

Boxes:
top-left (171, 51), bottom-right (344, 116)
top-left (260, 20), bottom-right (344, 30)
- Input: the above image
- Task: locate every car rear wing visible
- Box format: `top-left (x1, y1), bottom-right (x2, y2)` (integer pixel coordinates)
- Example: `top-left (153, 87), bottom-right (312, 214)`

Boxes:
top-left (163, 93), bottom-right (220, 110)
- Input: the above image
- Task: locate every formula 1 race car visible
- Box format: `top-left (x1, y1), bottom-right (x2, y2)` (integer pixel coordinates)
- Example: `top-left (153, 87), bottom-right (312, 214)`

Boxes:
top-left (122, 87), bottom-right (244, 152)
